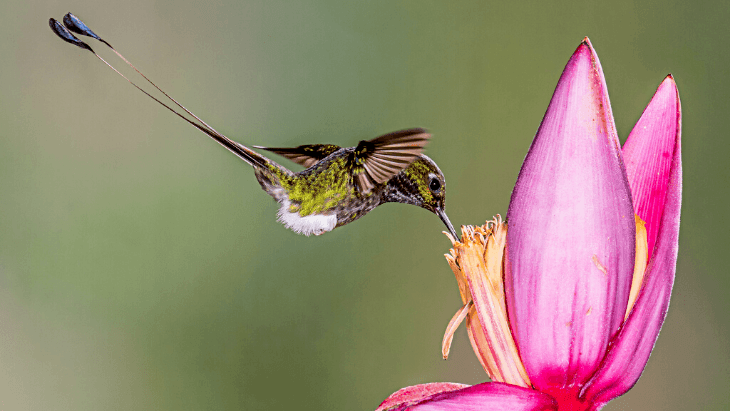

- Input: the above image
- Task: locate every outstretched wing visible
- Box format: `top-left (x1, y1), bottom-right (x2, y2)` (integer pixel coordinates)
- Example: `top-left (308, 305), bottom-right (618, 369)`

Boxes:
top-left (254, 144), bottom-right (342, 168)
top-left (352, 128), bottom-right (431, 192)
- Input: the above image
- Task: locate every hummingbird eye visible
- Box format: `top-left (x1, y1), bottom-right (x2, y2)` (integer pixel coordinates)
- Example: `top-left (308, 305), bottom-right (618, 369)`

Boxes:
top-left (429, 177), bottom-right (441, 192)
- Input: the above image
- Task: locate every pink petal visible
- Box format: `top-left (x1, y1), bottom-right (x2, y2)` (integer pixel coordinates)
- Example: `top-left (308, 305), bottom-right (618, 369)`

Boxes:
top-left (378, 382), bottom-right (557, 411)
top-left (622, 76), bottom-right (681, 259)
top-left (377, 383), bottom-right (468, 411)
top-left (581, 77), bottom-right (681, 406)
top-left (505, 39), bottom-right (636, 393)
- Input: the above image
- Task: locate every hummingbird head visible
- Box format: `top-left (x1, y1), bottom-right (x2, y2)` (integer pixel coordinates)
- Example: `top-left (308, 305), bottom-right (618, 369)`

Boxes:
top-left (385, 155), bottom-right (459, 239)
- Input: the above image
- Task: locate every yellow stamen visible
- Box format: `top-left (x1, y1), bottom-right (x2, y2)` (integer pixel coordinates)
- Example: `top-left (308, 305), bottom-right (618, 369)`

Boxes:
top-left (626, 215), bottom-right (649, 319)
top-left (443, 216), bottom-right (531, 388)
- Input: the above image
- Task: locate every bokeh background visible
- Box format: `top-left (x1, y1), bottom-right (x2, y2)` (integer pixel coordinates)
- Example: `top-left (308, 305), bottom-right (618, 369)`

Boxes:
top-left (1, 1), bottom-right (727, 409)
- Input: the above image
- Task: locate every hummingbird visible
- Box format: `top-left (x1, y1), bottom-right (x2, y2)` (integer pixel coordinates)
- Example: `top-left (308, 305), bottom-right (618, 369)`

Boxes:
top-left (48, 13), bottom-right (458, 238)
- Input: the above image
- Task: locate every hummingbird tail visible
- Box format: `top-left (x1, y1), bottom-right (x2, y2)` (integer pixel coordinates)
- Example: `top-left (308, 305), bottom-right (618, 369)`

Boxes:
top-left (207, 136), bottom-right (270, 169)
top-left (49, 13), bottom-right (271, 170)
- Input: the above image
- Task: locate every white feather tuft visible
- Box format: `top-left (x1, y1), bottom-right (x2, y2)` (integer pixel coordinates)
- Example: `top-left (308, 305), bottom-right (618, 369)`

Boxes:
top-left (277, 198), bottom-right (337, 236)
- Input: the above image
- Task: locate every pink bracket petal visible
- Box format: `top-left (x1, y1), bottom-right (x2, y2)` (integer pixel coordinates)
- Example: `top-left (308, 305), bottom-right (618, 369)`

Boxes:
top-left (379, 382), bottom-right (557, 411)
top-left (622, 76), bottom-right (682, 259)
top-left (505, 38), bottom-right (635, 391)
top-left (377, 383), bottom-right (469, 411)
top-left (581, 77), bottom-right (682, 406)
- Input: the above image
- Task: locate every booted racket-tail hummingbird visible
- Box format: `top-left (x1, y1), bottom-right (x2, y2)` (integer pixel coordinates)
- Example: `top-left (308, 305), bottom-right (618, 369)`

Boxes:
top-left (49, 13), bottom-right (458, 238)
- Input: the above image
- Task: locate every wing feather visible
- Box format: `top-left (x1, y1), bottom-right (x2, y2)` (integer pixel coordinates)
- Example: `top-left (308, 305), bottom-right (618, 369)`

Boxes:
top-left (352, 128), bottom-right (431, 192)
top-left (254, 144), bottom-right (341, 168)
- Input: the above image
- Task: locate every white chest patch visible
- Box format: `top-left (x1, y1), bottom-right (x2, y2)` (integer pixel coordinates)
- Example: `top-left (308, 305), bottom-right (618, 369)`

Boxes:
top-left (276, 198), bottom-right (338, 236)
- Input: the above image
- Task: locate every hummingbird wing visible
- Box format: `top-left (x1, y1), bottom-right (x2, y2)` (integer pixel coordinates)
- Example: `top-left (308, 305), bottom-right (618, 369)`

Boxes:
top-left (352, 128), bottom-right (431, 192)
top-left (253, 144), bottom-right (342, 168)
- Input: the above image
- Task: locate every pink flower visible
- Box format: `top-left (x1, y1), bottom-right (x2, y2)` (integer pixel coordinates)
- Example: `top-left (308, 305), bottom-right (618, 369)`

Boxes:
top-left (377, 38), bottom-right (682, 411)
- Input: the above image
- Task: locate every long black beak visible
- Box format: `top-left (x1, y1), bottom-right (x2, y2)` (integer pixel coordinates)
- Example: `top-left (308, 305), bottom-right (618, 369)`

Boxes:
top-left (436, 207), bottom-right (459, 240)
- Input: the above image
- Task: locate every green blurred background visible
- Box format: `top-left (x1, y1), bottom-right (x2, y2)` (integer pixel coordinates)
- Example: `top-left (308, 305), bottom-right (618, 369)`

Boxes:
top-left (1, 0), bottom-right (727, 409)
